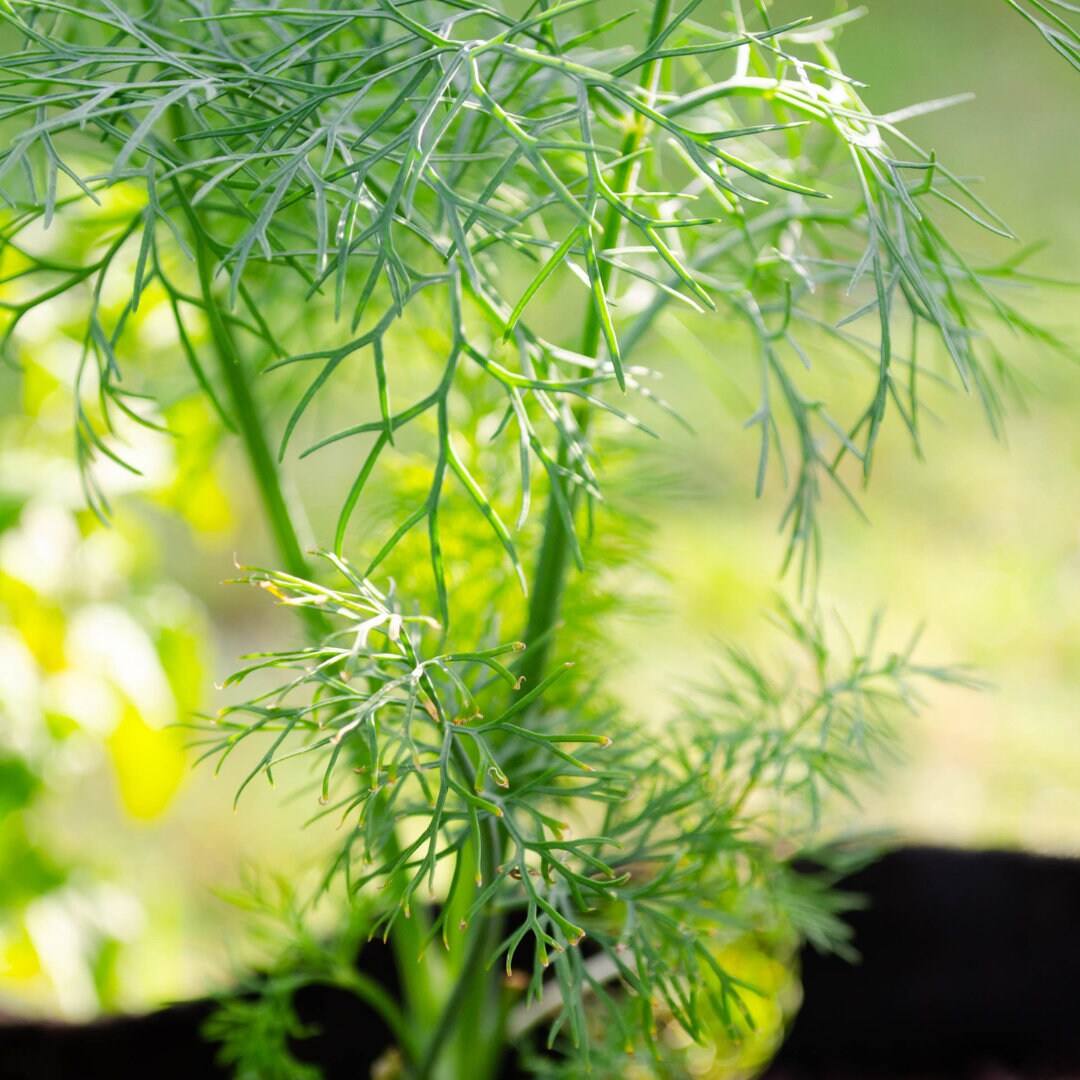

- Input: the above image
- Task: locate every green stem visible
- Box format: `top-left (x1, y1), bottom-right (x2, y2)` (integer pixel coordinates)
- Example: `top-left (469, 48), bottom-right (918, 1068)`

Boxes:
top-left (411, 750), bottom-right (501, 1079)
top-left (383, 829), bottom-right (445, 1066)
top-left (519, 0), bottom-right (675, 688)
top-left (486, 8), bottom-right (678, 1076)
top-left (413, 895), bottom-right (496, 1080)
top-left (173, 188), bottom-right (324, 638)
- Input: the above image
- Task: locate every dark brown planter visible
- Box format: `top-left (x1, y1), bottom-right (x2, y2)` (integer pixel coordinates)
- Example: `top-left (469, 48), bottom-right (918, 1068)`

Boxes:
top-left (766, 847), bottom-right (1080, 1080)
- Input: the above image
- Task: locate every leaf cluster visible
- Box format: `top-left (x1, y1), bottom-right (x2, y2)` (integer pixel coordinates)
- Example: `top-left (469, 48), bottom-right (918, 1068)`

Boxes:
top-left (194, 555), bottom-right (970, 1065)
top-left (0, 0), bottom-right (1049, 593)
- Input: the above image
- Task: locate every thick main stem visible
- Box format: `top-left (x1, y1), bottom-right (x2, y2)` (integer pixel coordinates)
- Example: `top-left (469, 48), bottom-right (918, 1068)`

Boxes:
top-left (426, 7), bottom-right (676, 1077)
top-left (173, 190), bottom-right (335, 647)
top-left (413, 821), bottom-right (500, 1080)
top-left (518, 0), bottom-right (674, 689)
top-left (198, 289), bottom-right (308, 579)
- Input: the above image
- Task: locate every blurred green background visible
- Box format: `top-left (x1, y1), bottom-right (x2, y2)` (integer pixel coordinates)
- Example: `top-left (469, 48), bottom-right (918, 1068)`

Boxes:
top-left (1, 0), bottom-right (1079, 1026)
top-left (623, 0), bottom-right (1080, 846)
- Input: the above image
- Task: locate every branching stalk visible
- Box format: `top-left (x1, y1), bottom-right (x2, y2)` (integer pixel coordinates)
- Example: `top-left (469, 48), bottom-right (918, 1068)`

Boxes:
top-left (173, 187), bottom-right (327, 641)
top-left (518, 0), bottom-right (675, 691)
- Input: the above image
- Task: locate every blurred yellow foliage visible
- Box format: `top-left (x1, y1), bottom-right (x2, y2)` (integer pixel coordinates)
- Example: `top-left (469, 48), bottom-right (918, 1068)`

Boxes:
top-left (703, 944), bottom-right (792, 1076)
top-left (159, 397), bottom-right (233, 535)
top-left (20, 359), bottom-right (63, 419)
top-left (107, 706), bottom-right (187, 821)
top-left (1, 931), bottom-right (41, 983)
top-left (0, 573), bottom-right (67, 672)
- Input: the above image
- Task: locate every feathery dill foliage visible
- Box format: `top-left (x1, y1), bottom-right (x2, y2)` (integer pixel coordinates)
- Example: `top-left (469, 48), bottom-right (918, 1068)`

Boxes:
top-left (0, 0), bottom-right (1043, 585)
top-left (1007, 0), bottom-right (1080, 69)
top-left (0, 0), bottom-right (1055, 1076)
top-left (194, 559), bottom-right (969, 1069)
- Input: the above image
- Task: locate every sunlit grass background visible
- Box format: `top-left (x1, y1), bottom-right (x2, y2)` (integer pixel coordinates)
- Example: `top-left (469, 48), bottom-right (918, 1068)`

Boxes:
top-left (1, 0), bottom-right (1078, 1043)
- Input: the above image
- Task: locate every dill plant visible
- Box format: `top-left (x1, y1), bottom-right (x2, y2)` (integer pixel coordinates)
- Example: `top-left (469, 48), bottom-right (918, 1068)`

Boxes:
top-left (0, 1), bottom-right (1075, 1077)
